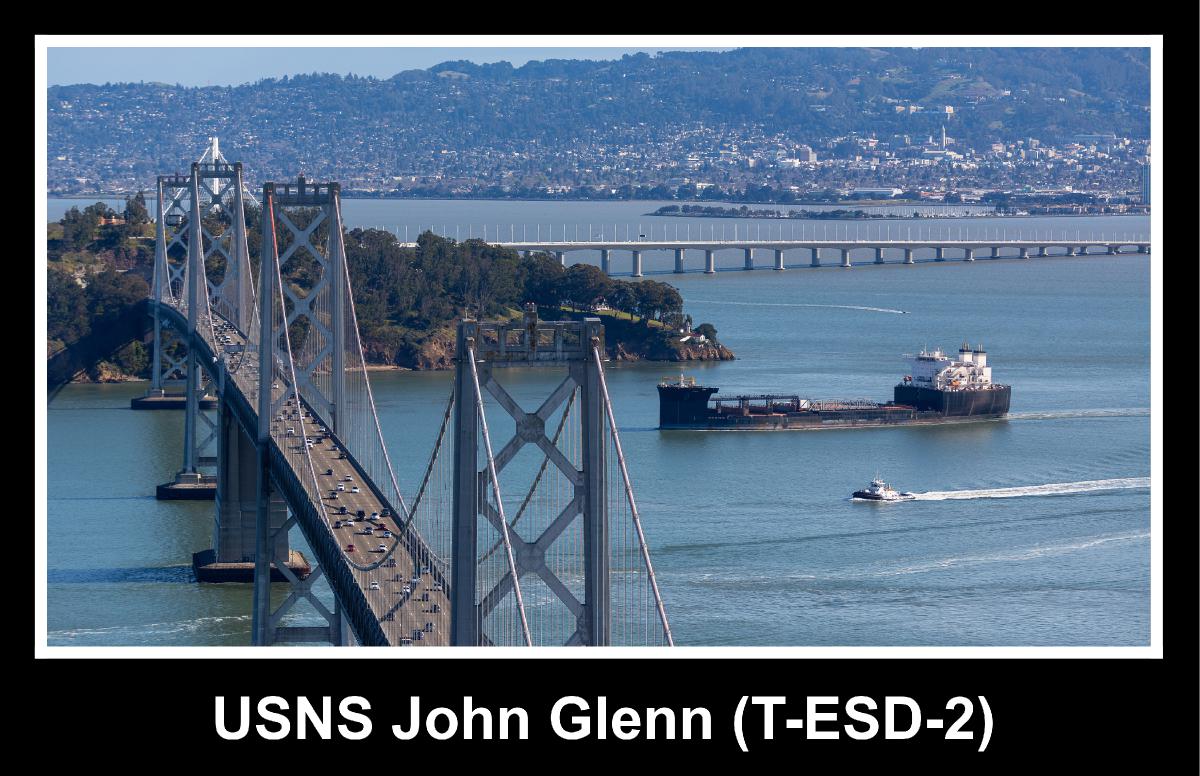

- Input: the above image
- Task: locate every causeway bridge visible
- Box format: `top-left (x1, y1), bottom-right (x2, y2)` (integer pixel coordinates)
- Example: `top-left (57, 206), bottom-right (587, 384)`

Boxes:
top-left (388, 224), bottom-right (1149, 277)
top-left (138, 140), bottom-right (671, 647)
top-left (489, 237), bottom-right (1151, 276)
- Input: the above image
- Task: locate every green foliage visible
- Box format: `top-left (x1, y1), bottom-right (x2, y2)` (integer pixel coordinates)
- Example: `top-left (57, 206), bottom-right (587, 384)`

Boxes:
top-left (47, 268), bottom-right (90, 342)
top-left (333, 229), bottom-right (697, 366)
top-left (695, 323), bottom-right (718, 341)
top-left (112, 341), bottom-right (149, 377)
top-left (60, 206), bottom-right (97, 250)
top-left (124, 192), bottom-right (150, 226)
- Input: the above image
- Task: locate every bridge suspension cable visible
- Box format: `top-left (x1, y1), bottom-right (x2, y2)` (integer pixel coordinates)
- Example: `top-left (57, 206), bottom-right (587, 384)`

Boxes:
top-left (466, 342), bottom-right (533, 647)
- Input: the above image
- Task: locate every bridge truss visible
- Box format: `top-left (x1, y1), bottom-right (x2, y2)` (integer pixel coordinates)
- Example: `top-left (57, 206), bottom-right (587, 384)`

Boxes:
top-left (147, 143), bottom-right (673, 647)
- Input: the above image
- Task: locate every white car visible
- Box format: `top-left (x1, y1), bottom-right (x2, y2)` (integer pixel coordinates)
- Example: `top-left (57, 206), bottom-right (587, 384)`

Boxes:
top-left (402, 584), bottom-right (411, 595)
top-left (377, 544), bottom-right (387, 552)
top-left (351, 486), bottom-right (360, 493)
top-left (337, 483), bottom-right (345, 492)
top-left (368, 581), bottom-right (380, 590)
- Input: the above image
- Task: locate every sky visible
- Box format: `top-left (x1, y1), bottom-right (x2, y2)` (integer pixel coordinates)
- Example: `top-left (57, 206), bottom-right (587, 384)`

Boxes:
top-left (47, 47), bottom-right (730, 87)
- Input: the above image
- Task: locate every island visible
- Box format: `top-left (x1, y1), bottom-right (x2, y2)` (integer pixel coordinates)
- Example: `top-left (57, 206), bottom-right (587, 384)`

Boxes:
top-left (47, 198), bottom-right (733, 389)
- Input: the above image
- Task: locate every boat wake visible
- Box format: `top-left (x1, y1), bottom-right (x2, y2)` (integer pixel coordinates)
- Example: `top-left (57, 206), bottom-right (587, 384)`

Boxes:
top-left (687, 299), bottom-right (908, 315)
top-left (1008, 408), bottom-right (1150, 421)
top-left (910, 477), bottom-right (1149, 501)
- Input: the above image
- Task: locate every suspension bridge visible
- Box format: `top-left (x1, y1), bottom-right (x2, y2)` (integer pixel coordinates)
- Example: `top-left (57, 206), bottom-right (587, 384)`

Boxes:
top-left (136, 140), bottom-right (672, 647)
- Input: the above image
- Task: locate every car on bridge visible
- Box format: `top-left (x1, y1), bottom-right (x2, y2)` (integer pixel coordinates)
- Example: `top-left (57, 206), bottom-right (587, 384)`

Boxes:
top-left (369, 581), bottom-right (380, 590)
top-left (345, 544), bottom-right (356, 553)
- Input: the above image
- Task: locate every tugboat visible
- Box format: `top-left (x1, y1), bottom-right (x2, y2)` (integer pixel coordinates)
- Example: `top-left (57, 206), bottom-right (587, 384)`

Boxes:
top-left (851, 477), bottom-right (915, 502)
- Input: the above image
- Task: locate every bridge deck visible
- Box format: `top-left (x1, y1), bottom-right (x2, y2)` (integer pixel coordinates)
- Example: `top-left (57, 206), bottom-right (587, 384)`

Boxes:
top-left (165, 301), bottom-right (450, 646)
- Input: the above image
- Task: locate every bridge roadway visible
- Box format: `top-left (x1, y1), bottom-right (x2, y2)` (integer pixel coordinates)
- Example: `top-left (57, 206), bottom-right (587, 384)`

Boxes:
top-left (392, 238), bottom-right (1150, 275)
top-left (157, 300), bottom-right (450, 646)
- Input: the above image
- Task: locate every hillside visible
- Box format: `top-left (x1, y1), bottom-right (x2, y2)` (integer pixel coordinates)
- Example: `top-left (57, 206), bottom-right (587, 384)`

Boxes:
top-left (48, 48), bottom-right (1149, 194)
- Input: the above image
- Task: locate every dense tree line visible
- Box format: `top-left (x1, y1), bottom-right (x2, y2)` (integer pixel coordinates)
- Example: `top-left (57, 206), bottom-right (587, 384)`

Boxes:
top-left (341, 230), bottom-right (710, 365)
top-left (46, 199), bottom-right (718, 375)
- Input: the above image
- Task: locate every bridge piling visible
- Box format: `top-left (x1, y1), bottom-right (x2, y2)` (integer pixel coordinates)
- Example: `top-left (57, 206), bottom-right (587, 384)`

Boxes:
top-left (632, 250), bottom-right (643, 278)
top-left (704, 250), bottom-right (715, 275)
top-left (674, 248), bottom-right (684, 274)
top-left (964, 248), bottom-right (975, 262)
top-left (935, 246), bottom-right (945, 261)
top-left (810, 248), bottom-right (821, 267)
top-left (874, 247), bottom-right (884, 264)
top-left (840, 248), bottom-right (851, 268)
top-left (774, 248), bottom-right (785, 270)
top-left (744, 247), bottom-right (754, 270)
top-left (601, 248), bottom-right (610, 275)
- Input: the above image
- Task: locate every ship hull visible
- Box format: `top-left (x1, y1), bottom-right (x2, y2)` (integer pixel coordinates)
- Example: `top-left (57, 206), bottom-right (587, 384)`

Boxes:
top-left (658, 384), bottom-right (1010, 430)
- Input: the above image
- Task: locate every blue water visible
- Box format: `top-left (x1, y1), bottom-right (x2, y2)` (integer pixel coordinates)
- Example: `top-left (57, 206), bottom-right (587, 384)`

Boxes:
top-left (44, 203), bottom-right (1151, 647)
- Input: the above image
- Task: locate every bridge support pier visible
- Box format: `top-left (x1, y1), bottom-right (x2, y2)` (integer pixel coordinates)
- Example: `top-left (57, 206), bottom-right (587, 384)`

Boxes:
top-left (632, 250), bottom-right (643, 278)
top-left (810, 248), bottom-right (821, 267)
top-left (1037, 246), bottom-right (1047, 257)
top-left (704, 250), bottom-right (715, 275)
top-left (600, 249), bottom-right (610, 275)
top-left (903, 248), bottom-right (914, 265)
top-left (674, 248), bottom-right (684, 274)
top-left (840, 248), bottom-right (851, 268)
top-left (935, 247), bottom-right (945, 261)
top-left (874, 248), bottom-right (884, 264)
top-left (744, 248), bottom-right (754, 270)
top-left (1077, 246), bottom-right (1087, 256)
top-left (774, 249), bottom-right (785, 270)
top-left (556, 251), bottom-right (565, 267)
top-left (1019, 247), bottom-right (1029, 259)
top-left (1064, 246), bottom-right (1076, 256)
top-left (964, 248), bottom-right (975, 262)
top-left (990, 247), bottom-right (1000, 258)
top-left (1107, 245), bottom-right (1118, 255)
top-left (196, 401), bottom-right (293, 582)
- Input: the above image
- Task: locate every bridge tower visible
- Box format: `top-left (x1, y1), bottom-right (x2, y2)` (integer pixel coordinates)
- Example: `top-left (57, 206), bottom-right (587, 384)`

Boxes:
top-left (249, 176), bottom-right (358, 647)
top-left (145, 142), bottom-right (261, 500)
top-left (450, 306), bottom-right (672, 646)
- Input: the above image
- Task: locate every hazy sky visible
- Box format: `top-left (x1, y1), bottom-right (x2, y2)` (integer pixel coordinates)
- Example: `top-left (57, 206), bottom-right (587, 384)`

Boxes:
top-left (47, 47), bottom-right (730, 87)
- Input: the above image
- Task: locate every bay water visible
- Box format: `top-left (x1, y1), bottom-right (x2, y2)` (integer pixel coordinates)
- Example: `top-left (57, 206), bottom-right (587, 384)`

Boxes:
top-left (45, 201), bottom-right (1151, 646)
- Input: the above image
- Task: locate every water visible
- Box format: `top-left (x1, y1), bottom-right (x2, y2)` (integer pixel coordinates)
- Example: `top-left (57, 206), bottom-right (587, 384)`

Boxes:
top-left (45, 201), bottom-right (1151, 647)
top-left (46, 197), bottom-right (1148, 253)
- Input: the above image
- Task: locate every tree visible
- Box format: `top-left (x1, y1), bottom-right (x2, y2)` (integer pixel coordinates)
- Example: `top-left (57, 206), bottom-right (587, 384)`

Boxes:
top-left (47, 268), bottom-right (90, 342)
top-left (60, 206), bottom-right (97, 251)
top-left (657, 283), bottom-right (683, 323)
top-left (634, 281), bottom-right (666, 322)
top-left (606, 281), bottom-right (638, 320)
top-left (124, 191), bottom-right (150, 226)
top-left (561, 263), bottom-right (610, 311)
top-left (520, 254), bottom-right (565, 308)
top-left (695, 322), bottom-right (718, 340)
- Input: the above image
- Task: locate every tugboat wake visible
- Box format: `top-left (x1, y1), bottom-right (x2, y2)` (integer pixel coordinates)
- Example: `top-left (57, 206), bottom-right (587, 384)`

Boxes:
top-left (909, 477), bottom-right (1150, 501)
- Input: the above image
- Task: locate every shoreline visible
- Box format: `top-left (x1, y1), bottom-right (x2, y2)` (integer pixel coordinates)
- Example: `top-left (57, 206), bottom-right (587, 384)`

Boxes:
top-left (46, 193), bottom-right (1150, 218)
